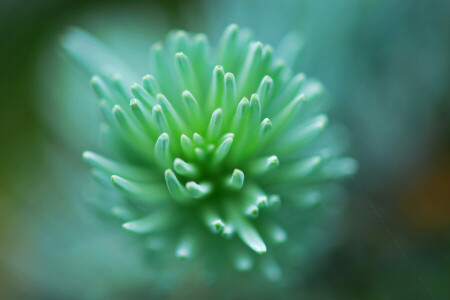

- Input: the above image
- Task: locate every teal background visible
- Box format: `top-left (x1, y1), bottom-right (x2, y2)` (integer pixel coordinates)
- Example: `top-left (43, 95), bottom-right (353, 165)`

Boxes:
top-left (1, 0), bottom-right (449, 299)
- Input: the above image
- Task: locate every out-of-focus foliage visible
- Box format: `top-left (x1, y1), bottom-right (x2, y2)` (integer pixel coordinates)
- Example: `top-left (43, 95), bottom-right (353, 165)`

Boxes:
top-left (1, 0), bottom-right (449, 299)
top-left (64, 22), bottom-right (357, 287)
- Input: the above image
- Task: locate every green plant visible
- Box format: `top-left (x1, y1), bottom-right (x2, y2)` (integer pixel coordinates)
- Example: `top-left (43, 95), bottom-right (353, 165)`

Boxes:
top-left (78, 24), bottom-right (357, 280)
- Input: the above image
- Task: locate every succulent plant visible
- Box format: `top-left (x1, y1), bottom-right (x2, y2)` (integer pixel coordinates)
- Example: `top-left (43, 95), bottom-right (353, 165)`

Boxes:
top-left (79, 24), bottom-right (357, 281)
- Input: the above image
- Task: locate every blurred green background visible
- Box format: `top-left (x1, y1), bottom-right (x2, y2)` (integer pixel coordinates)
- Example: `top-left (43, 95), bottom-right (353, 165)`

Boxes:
top-left (1, 0), bottom-right (449, 299)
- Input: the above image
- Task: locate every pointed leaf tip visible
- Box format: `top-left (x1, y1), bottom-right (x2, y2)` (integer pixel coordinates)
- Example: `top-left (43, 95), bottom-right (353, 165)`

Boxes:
top-left (212, 137), bottom-right (233, 164)
top-left (228, 169), bottom-right (245, 190)
top-left (213, 219), bottom-right (225, 231)
top-left (174, 158), bottom-right (197, 176)
top-left (267, 155), bottom-right (279, 167)
top-left (186, 181), bottom-right (211, 198)
top-left (122, 211), bottom-right (171, 234)
top-left (231, 209), bottom-right (267, 254)
top-left (165, 169), bottom-right (189, 202)
top-left (245, 204), bottom-right (259, 217)
top-left (207, 108), bottom-right (223, 140)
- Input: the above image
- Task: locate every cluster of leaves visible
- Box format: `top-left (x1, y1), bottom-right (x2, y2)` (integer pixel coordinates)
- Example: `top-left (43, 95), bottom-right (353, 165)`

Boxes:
top-left (79, 24), bottom-right (357, 281)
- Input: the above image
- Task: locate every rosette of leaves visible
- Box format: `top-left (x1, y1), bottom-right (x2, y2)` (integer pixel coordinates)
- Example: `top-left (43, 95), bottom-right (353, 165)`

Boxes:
top-left (75, 24), bottom-right (357, 281)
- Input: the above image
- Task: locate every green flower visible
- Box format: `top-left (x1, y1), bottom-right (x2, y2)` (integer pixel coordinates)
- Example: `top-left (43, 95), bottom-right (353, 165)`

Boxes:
top-left (79, 24), bottom-right (357, 280)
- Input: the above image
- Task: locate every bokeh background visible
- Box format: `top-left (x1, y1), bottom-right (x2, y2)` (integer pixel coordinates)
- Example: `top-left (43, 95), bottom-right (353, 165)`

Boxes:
top-left (1, 0), bottom-right (449, 299)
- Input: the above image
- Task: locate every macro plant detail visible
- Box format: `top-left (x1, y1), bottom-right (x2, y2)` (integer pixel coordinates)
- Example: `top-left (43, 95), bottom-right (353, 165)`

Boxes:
top-left (80, 24), bottom-right (357, 279)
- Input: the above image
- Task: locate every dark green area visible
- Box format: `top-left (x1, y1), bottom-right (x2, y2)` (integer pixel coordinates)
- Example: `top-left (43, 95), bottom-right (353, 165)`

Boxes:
top-left (1, 0), bottom-right (449, 299)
